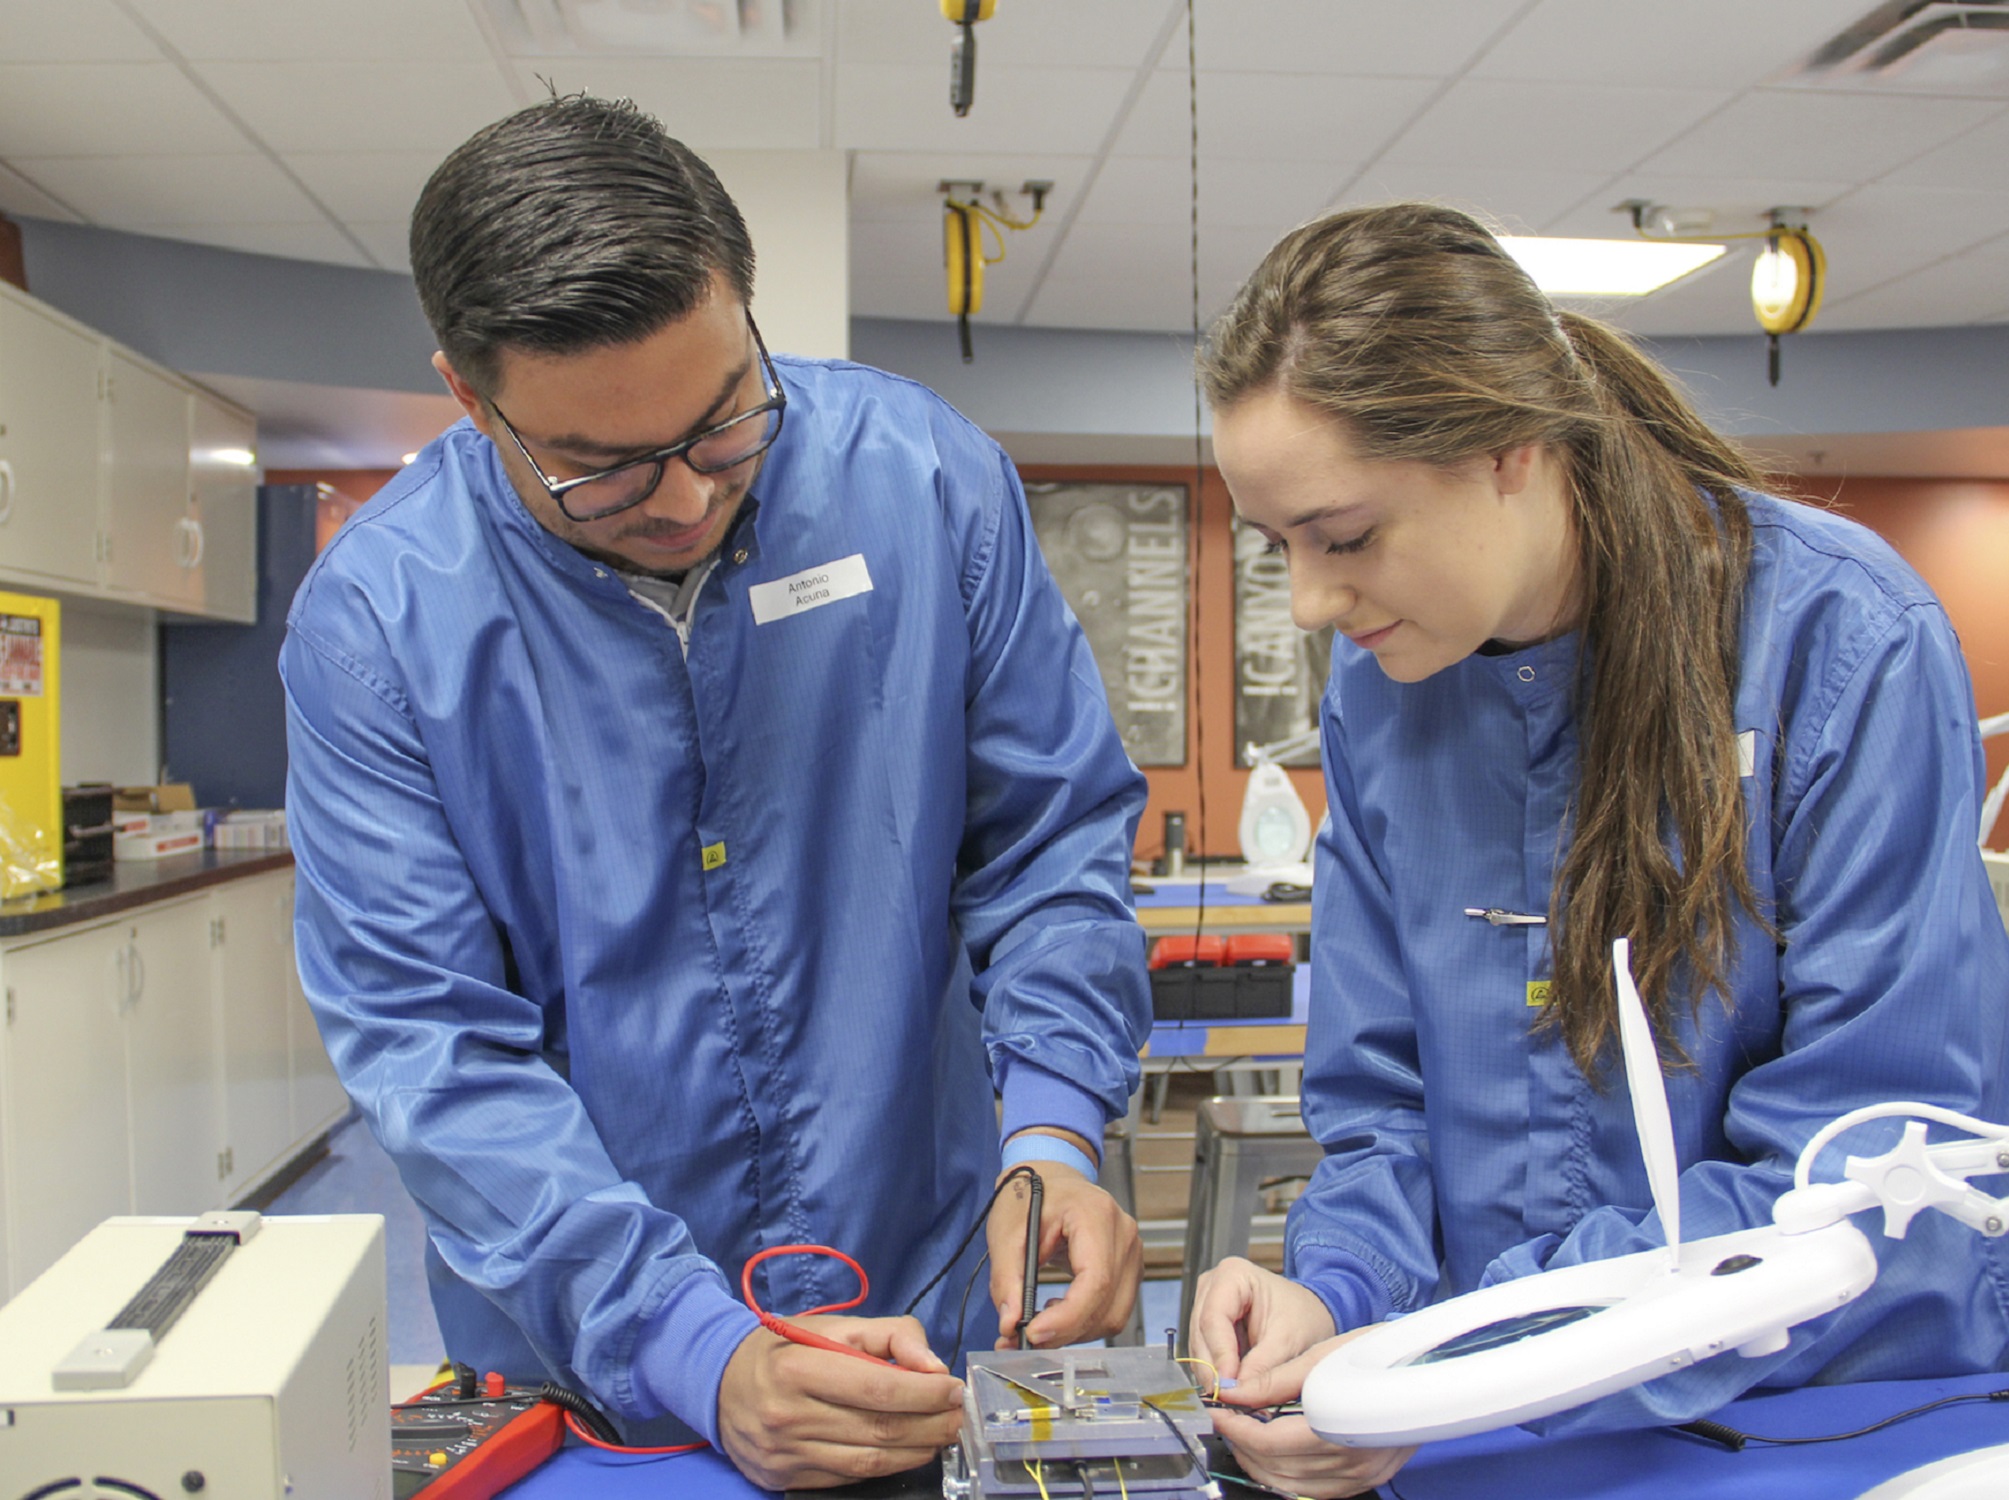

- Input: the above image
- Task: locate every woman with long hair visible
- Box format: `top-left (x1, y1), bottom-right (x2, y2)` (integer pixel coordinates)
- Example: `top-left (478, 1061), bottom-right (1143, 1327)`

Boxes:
top-left (1189, 202), bottom-right (2009, 1495)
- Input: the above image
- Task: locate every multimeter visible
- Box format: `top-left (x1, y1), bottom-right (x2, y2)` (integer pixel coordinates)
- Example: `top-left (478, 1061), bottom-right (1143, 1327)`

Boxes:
top-left (392, 1368), bottom-right (566, 1498)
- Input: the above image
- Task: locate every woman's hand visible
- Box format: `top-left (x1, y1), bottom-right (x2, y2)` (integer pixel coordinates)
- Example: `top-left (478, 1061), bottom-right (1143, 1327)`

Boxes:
top-left (1209, 1329), bottom-right (1415, 1499)
top-left (1187, 1255), bottom-right (1336, 1390)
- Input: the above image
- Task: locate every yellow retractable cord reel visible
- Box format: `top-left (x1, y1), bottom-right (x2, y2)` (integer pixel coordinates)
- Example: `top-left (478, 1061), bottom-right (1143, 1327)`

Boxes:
top-left (943, 180), bottom-right (1048, 363)
top-left (944, 0), bottom-right (995, 117)
top-left (1626, 201), bottom-right (1826, 388)
top-left (1751, 219), bottom-right (1826, 387)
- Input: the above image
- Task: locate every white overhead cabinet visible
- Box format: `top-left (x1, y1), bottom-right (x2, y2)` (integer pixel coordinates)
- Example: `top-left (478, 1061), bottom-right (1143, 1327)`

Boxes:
top-left (0, 279), bottom-right (257, 622)
top-left (0, 287), bottom-right (102, 591)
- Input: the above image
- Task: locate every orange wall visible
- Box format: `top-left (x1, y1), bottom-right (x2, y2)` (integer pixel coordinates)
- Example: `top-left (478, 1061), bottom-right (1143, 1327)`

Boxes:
top-left (264, 464), bottom-right (2009, 854)
top-left (1019, 464), bottom-right (1326, 862)
top-left (1815, 475), bottom-right (2009, 835)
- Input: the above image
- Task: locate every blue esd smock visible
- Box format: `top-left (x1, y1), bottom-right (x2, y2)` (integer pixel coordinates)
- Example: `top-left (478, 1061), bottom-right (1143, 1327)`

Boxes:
top-left (280, 356), bottom-right (1151, 1441)
top-left (1289, 490), bottom-right (2009, 1431)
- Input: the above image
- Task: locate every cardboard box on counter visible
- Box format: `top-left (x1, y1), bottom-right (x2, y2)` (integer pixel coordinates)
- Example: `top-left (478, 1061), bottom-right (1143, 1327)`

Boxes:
top-left (113, 783), bottom-right (197, 815)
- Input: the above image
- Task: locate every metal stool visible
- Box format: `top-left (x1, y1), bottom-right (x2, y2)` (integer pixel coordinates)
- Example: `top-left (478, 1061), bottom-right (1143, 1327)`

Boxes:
top-left (1176, 1096), bottom-right (1323, 1350)
top-left (1101, 1110), bottom-right (1146, 1347)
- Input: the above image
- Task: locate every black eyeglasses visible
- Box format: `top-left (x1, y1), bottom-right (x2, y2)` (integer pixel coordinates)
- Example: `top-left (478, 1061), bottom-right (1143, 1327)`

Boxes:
top-left (490, 316), bottom-right (786, 523)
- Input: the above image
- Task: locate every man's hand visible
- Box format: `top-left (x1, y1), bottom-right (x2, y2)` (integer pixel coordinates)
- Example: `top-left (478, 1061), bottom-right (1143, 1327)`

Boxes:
top-left (716, 1315), bottom-right (965, 1490)
top-left (987, 1150), bottom-right (1141, 1348)
top-left (1188, 1254), bottom-right (1335, 1387)
top-left (1209, 1331), bottom-right (1415, 1498)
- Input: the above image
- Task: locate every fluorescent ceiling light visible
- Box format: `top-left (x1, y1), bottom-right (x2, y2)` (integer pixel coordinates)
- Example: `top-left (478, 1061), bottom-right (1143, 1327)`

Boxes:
top-left (206, 447), bottom-right (257, 467)
top-left (1497, 236), bottom-right (1726, 297)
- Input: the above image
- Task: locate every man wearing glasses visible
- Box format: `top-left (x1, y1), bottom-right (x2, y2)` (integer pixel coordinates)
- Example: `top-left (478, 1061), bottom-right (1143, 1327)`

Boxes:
top-left (282, 96), bottom-right (1151, 1487)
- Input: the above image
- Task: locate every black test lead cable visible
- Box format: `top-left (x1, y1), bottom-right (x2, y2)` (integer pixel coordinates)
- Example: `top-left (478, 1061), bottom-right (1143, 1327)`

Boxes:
top-left (1019, 1170), bottom-right (1045, 1347)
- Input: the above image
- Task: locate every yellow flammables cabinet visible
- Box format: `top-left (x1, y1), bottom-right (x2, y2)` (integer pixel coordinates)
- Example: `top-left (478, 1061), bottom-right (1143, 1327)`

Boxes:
top-left (0, 589), bottom-right (61, 899)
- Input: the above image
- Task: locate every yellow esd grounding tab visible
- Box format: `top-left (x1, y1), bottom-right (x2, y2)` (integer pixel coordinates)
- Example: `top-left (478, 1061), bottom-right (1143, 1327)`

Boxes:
top-left (0, 590), bottom-right (62, 899)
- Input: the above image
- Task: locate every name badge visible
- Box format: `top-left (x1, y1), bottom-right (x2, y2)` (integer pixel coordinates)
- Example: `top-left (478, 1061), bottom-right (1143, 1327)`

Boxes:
top-left (749, 553), bottom-right (873, 625)
top-left (1737, 729), bottom-right (1756, 778)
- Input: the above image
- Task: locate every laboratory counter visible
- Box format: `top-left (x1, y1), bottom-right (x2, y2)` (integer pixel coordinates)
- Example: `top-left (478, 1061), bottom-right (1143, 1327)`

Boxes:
top-left (505, 1371), bottom-right (2009, 1498)
top-left (0, 847), bottom-right (294, 939)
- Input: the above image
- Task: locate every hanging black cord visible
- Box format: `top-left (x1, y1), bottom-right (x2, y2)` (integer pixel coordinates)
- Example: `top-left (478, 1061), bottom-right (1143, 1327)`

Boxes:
top-left (1186, 0), bottom-right (1210, 938)
top-left (1674, 1386), bottom-right (2009, 1452)
top-left (902, 1165), bottom-right (1043, 1316)
top-left (956, 1250), bottom-right (992, 1342)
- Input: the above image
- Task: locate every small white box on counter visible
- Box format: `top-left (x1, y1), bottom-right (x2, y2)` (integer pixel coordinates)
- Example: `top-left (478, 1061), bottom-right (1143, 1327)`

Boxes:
top-left (113, 825), bottom-right (204, 861)
top-left (211, 810), bottom-right (288, 851)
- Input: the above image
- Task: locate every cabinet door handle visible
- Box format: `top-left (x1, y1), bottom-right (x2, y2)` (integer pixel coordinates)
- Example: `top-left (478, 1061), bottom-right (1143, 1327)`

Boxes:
top-left (186, 516), bottom-right (205, 568)
top-left (127, 940), bottom-right (145, 1004)
top-left (0, 458), bottom-right (14, 526)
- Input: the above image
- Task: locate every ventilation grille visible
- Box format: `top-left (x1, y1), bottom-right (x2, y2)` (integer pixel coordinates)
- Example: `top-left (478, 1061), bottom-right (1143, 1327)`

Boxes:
top-left (345, 1310), bottom-right (382, 1453)
top-left (483, 0), bottom-right (820, 58)
top-left (1794, 1), bottom-right (2009, 87)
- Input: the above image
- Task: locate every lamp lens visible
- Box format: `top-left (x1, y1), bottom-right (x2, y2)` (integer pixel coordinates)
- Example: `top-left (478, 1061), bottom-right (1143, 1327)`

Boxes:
top-left (1752, 241), bottom-right (1798, 322)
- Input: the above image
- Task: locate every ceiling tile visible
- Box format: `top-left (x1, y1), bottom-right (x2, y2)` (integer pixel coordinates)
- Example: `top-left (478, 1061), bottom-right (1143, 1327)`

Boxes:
top-left (838, 0), bottom-right (1177, 69)
top-left (850, 272), bottom-right (960, 324)
top-left (1020, 274), bottom-right (1192, 332)
top-left (513, 58), bottom-right (823, 150)
top-left (0, 62), bottom-right (245, 155)
top-left (1473, 0), bottom-right (1864, 90)
top-left (1026, 221), bottom-right (1279, 330)
top-left (195, 60), bottom-right (518, 154)
top-left (346, 220), bottom-right (415, 274)
top-left (9, 151), bottom-right (324, 225)
top-left (1820, 236), bottom-right (2009, 328)
top-left (1806, 183), bottom-right (2009, 302)
top-left (1186, 0), bottom-right (1527, 77)
top-left (1639, 89), bottom-right (2000, 181)
top-left (0, 158), bottom-right (89, 221)
top-left (1879, 106), bottom-right (2009, 190)
top-left (1080, 155), bottom-right (1348, 230)
top-left (0, 0), bottom-right (160, 62)
top-left (128, 0), bottom-right (491, 61)
top-left (138, 220), bottom-right (372, 267)
top-left (1381, 79), bottom-right (1733, 172)
top-left (1117, 69), bottom-right (1438, 162)
top-left (849, 152), bottom-right (1090, 225)
top-left (836, 62), bottom-right (1134, 155)
top-left (282, 150), bottom-right (442, 225)
top-left (1333, 163), bottom-right (1614, 234)
top-left (850, 220), bottom-right (957, 290)
top-left (1594, 245), bottom-right (1765, 338)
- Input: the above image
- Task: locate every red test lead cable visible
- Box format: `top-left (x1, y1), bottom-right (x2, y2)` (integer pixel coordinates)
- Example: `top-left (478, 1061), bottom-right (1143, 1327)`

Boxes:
top-left (741, 1244), bottom-right (891, 1365)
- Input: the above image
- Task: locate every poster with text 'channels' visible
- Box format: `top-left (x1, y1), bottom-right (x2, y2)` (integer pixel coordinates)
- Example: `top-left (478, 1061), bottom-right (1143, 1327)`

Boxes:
top-left (1234, 517), bottom-right (1333, 768)
top-left (1024, 483), bottom-right (1187, 767)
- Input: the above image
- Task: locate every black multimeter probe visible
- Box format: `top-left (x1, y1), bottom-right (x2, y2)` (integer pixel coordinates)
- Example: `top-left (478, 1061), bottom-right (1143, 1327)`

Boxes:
top-left (1018, 1170), bottom-right (1045, 1348)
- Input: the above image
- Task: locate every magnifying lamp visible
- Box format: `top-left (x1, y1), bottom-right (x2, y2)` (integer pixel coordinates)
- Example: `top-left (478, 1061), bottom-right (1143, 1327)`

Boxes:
top-left (1300, 938), bottom-right (2009, 1449)
top-left (1231, 729), bottom-right (1318, 892)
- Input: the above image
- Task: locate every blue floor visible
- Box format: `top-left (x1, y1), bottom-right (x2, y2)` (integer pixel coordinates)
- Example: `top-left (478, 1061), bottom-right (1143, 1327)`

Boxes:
top-left (270, 1112), bottom-right (1185, 1370)
top-left (264, 1112), bottom-right (446, 1367)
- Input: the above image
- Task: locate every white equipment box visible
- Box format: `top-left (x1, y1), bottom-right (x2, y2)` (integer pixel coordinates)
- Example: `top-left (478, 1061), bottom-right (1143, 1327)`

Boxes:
top-left (0, 1213), bottom-right (388, 1499)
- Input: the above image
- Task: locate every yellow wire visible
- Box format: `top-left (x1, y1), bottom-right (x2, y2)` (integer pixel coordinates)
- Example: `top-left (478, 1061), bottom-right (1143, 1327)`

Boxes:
top-left (1030, 1460), bottom-right (1051, 1500)
top-left (1176, 1355), bottom-right (1222, 1401)
top-left (1116, 1460), bottom-right (1129, 1500)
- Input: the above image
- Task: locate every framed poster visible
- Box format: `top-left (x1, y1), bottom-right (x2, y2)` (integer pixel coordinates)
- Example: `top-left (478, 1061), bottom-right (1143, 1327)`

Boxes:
top-left (1233, 516), bottom-right (1333, 767)
top-left (1023, 482), bottom-right (1188, 767)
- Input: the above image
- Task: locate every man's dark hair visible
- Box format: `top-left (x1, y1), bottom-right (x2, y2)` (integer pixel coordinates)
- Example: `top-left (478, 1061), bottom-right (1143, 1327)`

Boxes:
top-left (410, 94), bottom-right (756, 398)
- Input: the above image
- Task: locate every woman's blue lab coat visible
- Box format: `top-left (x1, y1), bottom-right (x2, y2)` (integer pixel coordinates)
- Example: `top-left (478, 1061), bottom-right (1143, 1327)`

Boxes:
top-left (1290, 490), bottom-right (2009, 1431)
top-left (281, 357), bottom-right (1151, 1440)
